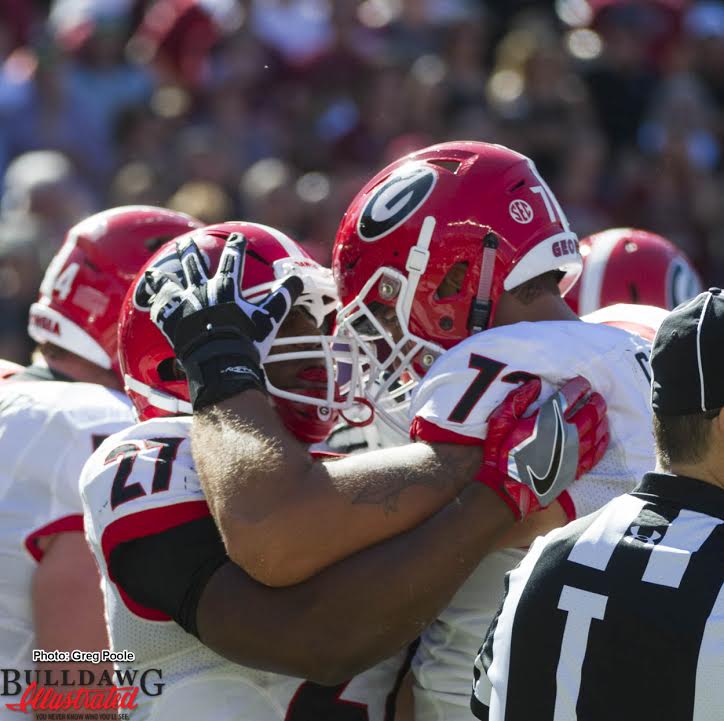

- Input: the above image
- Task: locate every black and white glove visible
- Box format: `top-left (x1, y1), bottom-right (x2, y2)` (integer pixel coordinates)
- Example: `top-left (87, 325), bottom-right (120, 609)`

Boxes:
top-left (146, 233), bottom-right (302, 411)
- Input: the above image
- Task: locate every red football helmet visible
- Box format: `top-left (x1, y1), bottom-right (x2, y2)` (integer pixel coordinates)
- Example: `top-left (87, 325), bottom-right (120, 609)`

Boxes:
top-left (565, 228), bottom-right (703, 315)
top-left (333, 141), bottom-right (581, 432)
top-left (121, 222), bottom-right (364, 443)
top-left (28, 206), bottom-right (202, 380)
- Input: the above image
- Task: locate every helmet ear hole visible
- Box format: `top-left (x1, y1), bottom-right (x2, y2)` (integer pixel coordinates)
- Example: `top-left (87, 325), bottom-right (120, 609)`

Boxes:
top-left (157, 357), bottom-right (186, 381)
top-left (144, 235), bottom-right (175, 252)
top-left (436, 262), bottom-right (468, 299)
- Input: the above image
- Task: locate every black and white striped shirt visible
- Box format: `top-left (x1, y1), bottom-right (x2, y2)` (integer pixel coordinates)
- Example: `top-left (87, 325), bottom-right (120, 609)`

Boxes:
top-left (471, 472), bottom-right (724, 721)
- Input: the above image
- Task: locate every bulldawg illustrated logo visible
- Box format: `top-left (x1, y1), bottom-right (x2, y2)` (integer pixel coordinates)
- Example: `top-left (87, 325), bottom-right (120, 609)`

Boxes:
top-left (2, 652), bottom-right (164, 719)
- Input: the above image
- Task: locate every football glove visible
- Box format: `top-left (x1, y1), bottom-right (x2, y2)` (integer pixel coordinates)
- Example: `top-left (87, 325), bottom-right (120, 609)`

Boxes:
top-left (477, 376), bottom-right (609, 519)
top-left (145, 233), bottom-right (302, 410)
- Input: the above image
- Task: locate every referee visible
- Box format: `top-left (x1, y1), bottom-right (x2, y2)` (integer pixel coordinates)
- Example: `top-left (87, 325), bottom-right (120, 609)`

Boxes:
top-left (471, 289), bottom-right (724, 721)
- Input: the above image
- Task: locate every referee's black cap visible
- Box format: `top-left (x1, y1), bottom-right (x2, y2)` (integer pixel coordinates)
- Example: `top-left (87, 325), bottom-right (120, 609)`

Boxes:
top-left (651, 288), bottom-right (724, 416)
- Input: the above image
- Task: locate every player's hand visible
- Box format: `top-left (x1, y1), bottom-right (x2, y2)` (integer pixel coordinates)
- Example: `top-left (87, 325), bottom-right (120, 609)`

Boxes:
top-left (147, 233), bottom-right (302, 363)
top-left (145, 233), bottom-right (302, 410)
top-left (477, 376), bottom-right (608, 519)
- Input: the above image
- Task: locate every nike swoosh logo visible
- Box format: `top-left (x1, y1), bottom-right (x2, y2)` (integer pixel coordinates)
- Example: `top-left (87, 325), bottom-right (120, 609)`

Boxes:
top-left (526, 397), bottom-right (565, 495)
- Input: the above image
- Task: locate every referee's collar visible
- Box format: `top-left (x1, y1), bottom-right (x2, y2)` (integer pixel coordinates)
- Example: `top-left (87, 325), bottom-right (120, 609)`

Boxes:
top-left (634, 472), bottom-right (724, 522)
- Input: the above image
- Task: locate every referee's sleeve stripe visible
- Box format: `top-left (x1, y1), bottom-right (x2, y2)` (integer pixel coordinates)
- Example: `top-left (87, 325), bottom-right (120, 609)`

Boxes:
top-left (693, 579), bottom-right (724, 720)
top-left (642, 511), bottom-right (723, 588)
top-left (567, 494), bottom-right (646, 571)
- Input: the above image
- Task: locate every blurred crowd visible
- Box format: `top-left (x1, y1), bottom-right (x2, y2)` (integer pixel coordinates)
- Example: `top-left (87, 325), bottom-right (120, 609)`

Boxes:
top-left (1, 0), bottom-right (724, 362)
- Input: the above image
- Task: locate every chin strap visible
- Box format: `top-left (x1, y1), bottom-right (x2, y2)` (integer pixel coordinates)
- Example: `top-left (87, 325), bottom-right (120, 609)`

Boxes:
top-left (401, 216), bottom-right (436, 325)
top-left (340, 396), bottom-right (375, 427)
top-left (468, 231), bottom-right (498, 334)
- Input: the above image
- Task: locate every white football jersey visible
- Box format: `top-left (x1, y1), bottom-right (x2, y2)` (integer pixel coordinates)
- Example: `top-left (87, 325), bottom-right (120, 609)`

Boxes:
top-left (81, 417), bottom-right (408, 721)
top-left (0, 377), bottom-right (133, 675)
top-left (407, 319), bottom-right (657, 720)
top-left (582, 302), bottom-right (668, 341)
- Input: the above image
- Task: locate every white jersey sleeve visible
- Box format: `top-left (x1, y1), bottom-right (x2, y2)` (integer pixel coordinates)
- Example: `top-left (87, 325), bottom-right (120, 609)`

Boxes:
top-left (409, 320), bottom-right (657, 721)
top-left (0, 379), bottom-right (133, 673)
top-left (81, 417), bottom-right (410, 721)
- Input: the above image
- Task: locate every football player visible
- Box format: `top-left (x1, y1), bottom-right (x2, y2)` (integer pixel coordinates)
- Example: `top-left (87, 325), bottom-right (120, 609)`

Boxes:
top-left (566, 227), bottom-right (703, 339)
top-left (0, 206), bottom-right (200, 718)
top-left (150, 142), bottom-right (658, 721)
top-left (81, 221), bottom-right (605, 720)
top-left (332, 148), bottom-right (660, 721)
top-left (322, 229), bottom-right (696, 450)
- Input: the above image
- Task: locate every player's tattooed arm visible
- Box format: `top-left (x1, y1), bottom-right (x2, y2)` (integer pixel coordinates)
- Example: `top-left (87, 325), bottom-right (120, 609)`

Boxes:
top-left (192, 391), bottom-right (476, 587)
top-left (195, 481), bottom-right (512, 682)
top-left (349, 441), bottom-right (483, 512)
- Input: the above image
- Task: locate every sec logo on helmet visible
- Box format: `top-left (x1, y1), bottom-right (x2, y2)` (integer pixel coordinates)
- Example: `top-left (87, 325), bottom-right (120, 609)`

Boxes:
top-left (509, 199), bottom-right (534, 224)
top-left (357, 164), bottom-right (437, 242)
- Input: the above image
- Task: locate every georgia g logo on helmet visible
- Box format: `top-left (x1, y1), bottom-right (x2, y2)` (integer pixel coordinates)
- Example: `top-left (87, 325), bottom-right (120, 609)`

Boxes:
top-left (133, 251), bottom-right (184, 311)
top-left (667, 256), bottom-right (703, 310)
top-left (133, 246), bottom-right (212, 312)
top-left (357, 164), bottom-right (437, 242)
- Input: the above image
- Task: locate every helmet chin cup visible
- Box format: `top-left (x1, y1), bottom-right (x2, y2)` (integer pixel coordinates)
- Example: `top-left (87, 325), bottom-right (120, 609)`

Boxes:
top-left (340, 396), bottom-right (375, 427)
top-left (272, 394), bottom-right (338, 444)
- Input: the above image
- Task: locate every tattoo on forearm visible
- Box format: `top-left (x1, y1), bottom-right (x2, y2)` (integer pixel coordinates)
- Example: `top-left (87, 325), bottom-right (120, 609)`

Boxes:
top-left (350, 442), bottom-right (481, 513)
top-left (352, 473), bottom-right (447, 513)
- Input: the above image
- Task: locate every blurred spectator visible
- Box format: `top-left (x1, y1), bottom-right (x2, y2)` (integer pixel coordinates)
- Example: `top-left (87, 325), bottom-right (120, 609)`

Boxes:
top-left (383, 0), bottom-right (442, 64)
top-left (583, 4), bottom-right (660, 149)
top-left (487, 11), bottom-right (593, 181)
top-left (0, 1), bottom-right (36, 56)
top-left (557, 128), bottom-right (613, 237)
top-left (0, 40), bottom-right (104, 181)
top-left (2, 150), bottom-right (93, 261)
top-left (250, 0), bottom-right (332, 65)
top-left (129, 0), bottom-right (245, 88)
top-left (240, 156), bottom-right (302, 235)
top-left (167, 179), bottom-right (234, 223)
top-left (0, 217), bottom-right (44, 363)
top-left (0, 0), bottom-right (722, 356)
top-left (109, 160), bottom-right (162, 205)
top-left (685, 1), bottom-right (724, 111)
